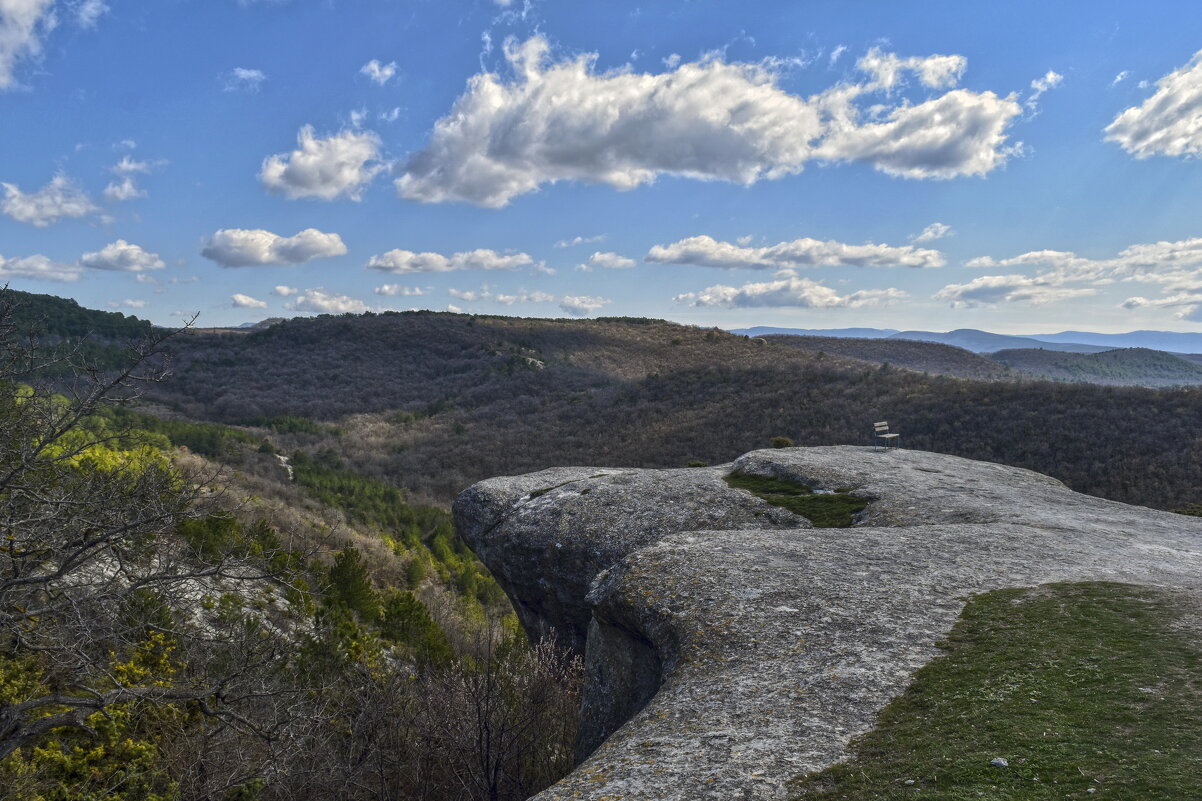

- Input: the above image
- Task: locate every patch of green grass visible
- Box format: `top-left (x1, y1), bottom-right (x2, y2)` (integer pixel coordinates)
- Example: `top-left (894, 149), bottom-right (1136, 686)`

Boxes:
top-left (724, 472), bottom-right (869, 528)
top-left (1172, 503), bottom-right (1202, 517)
top-left (791, 581), bottom-right (1202, 800)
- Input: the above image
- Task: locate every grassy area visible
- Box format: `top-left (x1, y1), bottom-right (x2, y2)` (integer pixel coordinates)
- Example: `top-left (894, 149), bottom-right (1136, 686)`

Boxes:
top-left (724, 472), bottom-right (869, 527)
top-left (791, 582), bottom-right (1202, 800)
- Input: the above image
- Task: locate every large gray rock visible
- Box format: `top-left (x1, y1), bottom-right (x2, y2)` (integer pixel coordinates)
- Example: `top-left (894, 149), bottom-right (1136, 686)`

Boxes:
top-left (454, 446), bottom-right (1202, 800)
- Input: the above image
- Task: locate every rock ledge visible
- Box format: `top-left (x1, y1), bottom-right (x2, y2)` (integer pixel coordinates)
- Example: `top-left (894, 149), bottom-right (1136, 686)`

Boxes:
top-left (454, 446), bottom-right (1202, 800)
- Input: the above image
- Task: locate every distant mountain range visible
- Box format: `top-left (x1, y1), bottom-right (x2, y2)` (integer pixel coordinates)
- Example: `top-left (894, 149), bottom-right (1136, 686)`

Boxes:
top-left (731, 326), bottom-right (1202, 355)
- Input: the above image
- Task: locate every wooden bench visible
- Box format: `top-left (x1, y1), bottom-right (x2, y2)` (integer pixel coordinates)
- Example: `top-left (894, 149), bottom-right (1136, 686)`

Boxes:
top-left (874, 421), bottom-right (900, 449)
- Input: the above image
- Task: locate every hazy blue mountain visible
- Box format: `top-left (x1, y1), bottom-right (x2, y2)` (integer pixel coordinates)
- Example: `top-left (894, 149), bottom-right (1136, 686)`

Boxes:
top-left (1021, 330), bottom-right (1202, 353)
top-left (888, 329), bottom-right (1110, 354)
top-left (730, 326), bottom-right (899, 338)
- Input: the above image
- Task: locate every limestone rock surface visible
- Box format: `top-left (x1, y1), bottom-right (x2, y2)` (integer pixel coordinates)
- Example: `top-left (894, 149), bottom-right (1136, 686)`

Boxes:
top-left (454, 446), bottom-right (1202, 800)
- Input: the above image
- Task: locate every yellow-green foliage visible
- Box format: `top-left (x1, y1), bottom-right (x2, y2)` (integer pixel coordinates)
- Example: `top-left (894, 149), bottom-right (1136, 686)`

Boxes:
top-left (0, 635), bottom-right (183, 801)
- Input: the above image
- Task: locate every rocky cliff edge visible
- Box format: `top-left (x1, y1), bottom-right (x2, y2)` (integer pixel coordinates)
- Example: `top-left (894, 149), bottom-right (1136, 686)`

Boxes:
top-left (454, 446), bottom-right (1202, 800)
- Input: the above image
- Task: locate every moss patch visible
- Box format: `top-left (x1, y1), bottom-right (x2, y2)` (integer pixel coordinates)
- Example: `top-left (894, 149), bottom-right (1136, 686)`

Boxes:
top-left (724, 472), bottom-right (869, 528)
top-left (791, 581), bottom-right (1202, 800)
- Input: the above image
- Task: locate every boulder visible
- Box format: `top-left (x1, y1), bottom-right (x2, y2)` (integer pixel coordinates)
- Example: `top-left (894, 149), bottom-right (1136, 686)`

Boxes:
top-left (455, 446), bottom-right (1202, 800)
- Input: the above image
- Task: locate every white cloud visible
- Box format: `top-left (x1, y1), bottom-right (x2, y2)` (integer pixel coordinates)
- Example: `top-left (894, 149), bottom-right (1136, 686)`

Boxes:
top-left (111, 155), bottom-right (159, 175)
top-left (448, 287), bottom-right (482, 301)
top-left (231, 292), bottom-right (268, 309)
top-left (224, 67), bottom-right (266, 93)
top-left (497, 289), bottom-right (554, 305)
top-left (0, 0), bottom-right (55, 90)
top-left (675, 272), bottom-right (907, 309)
top-left (103, 176), bottom-right (145, 201)
top-left (1, 173), bottom-right (97, 226)
top-left (583, 251), bottom-right (636, 270)
top-left (855, 49), bottom-right (966, 90)
top-left (374, 284), bottom-right (425, 296)
top-left (0, 253), bottom-right (80, 281)
top-left (911, 222), bottom-right (953, 243)
top-left (1111, 70), bottom-right (1129, 87)
top-left (646, 233), bottom-right (945, 270)
top-left (287, 287), bottom-right (369, 314)
top-left (446, 284), bottom-right (554, 305)
top-left (943, 236), bottom-right (1202, 310)
top-left (201, 228), bottom-right (348, 267)
top-left (559, 295), bottom-right (610, 316)
top-left (107, 298), bottom-right (146, 309)
top-left (1106, 50), bottom-right (1202, 158)
top-left (380, 106), bottom-right (402, 123)
top-left (554, 233), bottom-right (606, 248)
top-left (1122, 293), bottom-right (1202, 322)
top-left (829, 45), bottom-right (846, 67)
top-left (80, 240), bottom-right (165, 272)
top-left (260, 125), bottom-right (384, 200)
top-left (934, 274), bottom-right (1098, 307)
top-left (73, 0), bottom-right (108, 29)
top-left (397, 37), bottom-right (1024, 207)
top-left (366, 247), bottom-right (534, 274)
top-left (272, 285), bottom-right (298, 296)
top-left (360, 59), bottom-right (397, 86)
top-left (1025, 69), bottom-right (1063, 111)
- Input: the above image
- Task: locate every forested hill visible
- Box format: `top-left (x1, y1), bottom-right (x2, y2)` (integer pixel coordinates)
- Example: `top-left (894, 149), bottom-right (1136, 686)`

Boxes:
top-left (765, 334), bottom-right (1015, 381)
top-left (147, 311), bottom-right (1202, 512)
top-left (988, 347), bottom-right (1202, 387)
top-left (4, 288), bottom-right (153, 340)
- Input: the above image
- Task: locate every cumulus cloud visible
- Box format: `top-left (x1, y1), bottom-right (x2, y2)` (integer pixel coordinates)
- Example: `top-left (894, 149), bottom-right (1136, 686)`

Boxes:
top-left (374, 284), bottom-right (425, 296)
top-left (0, 0), bottom-right (55, 90)
top-left (201, 228), bottom-right (348, 267)
top-left (559, 295), bottom-right (610, 316)
top-left (1112, 70), bottom-right (1129, 87)
top-left (934, 274), bottom-right (1097, 307)
top-left (231, 293), bottom-right (268, 309)
top-left (260, 125), bottom-right (384, 200)
top-left (911, 222), bottom-right (953, 243)
top-left (107, 299), bottom-right (146, 309)
top-left (224, 67), bottom-right (266, 93)
top-left (80, 239), bottom-right (165, 272)
top-left (366, 247), bottom-right (534, 274)
top-left (103, 176), bottom-right (145, 201)
top-left (272, 285), bottom-right (298, 296)
top-left (675, 273), bottom-right (907, 309)
top-left (0, 253), bottom-right (80, 281)
top-left (581, 251), bottom-right (636, 270)
top-left (646, 234), bottom-right (945, 270)
top-left (555, 233), bottom-right (606, 248)
top-left (286, 287), bottom-right (369, 314)
top-left (396, 37), bottom-right (1024, 207)
top-left (944, 236), bottom-right (1202, 312)
top-left (1106, 50), bottom-right (1202, 158)
top-left (1122, 293), bottom-right (1202, 322)
top-left (2, 174), bottom-right (97, 226)
top-left (360, 59), bottom-right (397, 85)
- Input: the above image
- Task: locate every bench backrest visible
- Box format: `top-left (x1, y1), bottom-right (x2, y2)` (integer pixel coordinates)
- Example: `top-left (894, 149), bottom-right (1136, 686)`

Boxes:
top-left (874, 421), bottom-right (890, 431)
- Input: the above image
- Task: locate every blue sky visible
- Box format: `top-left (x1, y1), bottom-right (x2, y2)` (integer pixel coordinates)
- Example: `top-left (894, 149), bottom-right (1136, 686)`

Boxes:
top-left (4, 0), bottom-right (1202, 333)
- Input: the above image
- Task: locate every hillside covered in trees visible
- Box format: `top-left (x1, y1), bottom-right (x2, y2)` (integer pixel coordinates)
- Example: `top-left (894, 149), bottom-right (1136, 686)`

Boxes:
top-left (141, 310), bottom-right (1202, 512)
top-left (988, 346), bottom-right (1202, 387)
top-left (0, 294), bottom-right (582, 801)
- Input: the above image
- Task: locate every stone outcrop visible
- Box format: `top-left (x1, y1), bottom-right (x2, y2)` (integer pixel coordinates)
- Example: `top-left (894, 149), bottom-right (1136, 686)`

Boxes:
top-left (454, 446), bottom-right (1202, 800)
